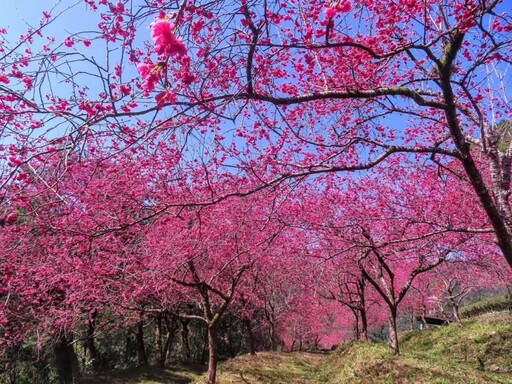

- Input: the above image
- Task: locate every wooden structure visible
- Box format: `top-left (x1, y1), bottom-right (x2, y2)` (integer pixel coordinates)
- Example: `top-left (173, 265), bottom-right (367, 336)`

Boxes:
top-left (415, 316), bottom-right (452, 329)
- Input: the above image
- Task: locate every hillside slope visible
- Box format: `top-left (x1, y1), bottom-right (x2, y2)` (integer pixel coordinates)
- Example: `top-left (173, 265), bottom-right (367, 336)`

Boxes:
top-left (200, 316), bottom-right (512, 384)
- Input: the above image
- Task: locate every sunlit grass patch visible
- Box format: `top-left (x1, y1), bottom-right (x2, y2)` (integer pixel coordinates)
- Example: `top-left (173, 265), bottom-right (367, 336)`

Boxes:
top-left (193, 351), bottom-right (329, 384)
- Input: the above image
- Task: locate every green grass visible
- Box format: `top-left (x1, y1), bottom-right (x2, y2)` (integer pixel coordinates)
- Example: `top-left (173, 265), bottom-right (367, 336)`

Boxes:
top-left (460, 295), bottom-right (512, 318)
top-left (78, 365), bottom-right (206, 384)
top-left (197, 351), bottom-right (329, 384)
top-left (324, 317), bottom-right (512, 384)
top-left (80, 313), bottom-right (512, 383)
top-left (201, 314), bottom-right (512, 384)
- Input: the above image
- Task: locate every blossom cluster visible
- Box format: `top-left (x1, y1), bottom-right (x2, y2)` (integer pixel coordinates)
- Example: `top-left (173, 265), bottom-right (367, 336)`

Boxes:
top-left (137, 17), bottom-right (193, 108)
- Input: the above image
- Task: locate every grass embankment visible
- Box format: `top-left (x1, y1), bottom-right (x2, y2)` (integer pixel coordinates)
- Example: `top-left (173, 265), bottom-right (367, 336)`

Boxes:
top-left (320, 319), bottom-right (512, 384)
top-left (460, 295), bottom-right (512, 318)
top-left (205, 315), bottom-right (512, 384)
top-left (85, 313), bottom-right (512, 383)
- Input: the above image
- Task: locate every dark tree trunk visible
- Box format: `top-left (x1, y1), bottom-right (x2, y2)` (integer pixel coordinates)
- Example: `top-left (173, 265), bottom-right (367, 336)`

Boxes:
top-left (135, 319), bottom-right (149, 366)
top-left (86, 313), bottom-right (100, 372)
top-left (162, 332), bottom-right (173, 367)
top-left (347, 290), bottom-right (369, 341)
top-left (243, 319), bottom-right (256, 355)
top-left (352, 308), bottom-right (361, 341)
top-left (201, 326), bottom-right (209, 364)
top-left (54, 335), bottom-right (80, 384)
top-left (162, 316), bottom-right (175, 367)
top-left (268, 321), bottom-right (276, 351)
top-left (154, 314), bottom-right (165, 368)
top-left (360, 308), bottom-right (369, 342)
top-left (206, 323), bottom-right (218, 384)
top-left (226, 316), bottom-right (237, 358)
top-left (357, 277), bottom-right (369, 341)
top-left (180, 318), bottom-right (191, 362)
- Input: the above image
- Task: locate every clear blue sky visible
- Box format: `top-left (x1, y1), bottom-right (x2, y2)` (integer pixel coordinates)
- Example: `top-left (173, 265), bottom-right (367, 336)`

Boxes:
top-left (0, 1), bottom-right (97, 41)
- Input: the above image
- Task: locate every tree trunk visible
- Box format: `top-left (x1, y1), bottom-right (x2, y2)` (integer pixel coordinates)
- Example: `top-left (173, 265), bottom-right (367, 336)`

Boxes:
top-left (357, 277), bottom-right (369, 341)
top-left (268, 321), bottom-right (276, 350)
top-left (155, 314), bottom-right (165, 368)
top-left (54, 335), bottom-right (80, 384)
top-left (162, 331), bottom-right (173, 367)
top-left (162, 316), bottom-right (175, 367)
top-left (202, 327), bottom-right (209, 364)
top-left (352, 308), bottom-right (360, 341)
top-left (388, 307), bottom-right (399, 355)
top-left (86, 313), bottom-right (100, 372)
top-left (244, 319), bottom-right (256, 355)
top-left (180, 319), bottom-right (191, 362)
top-left (135, 319), bottom-right (149, 366)
top-left (452, 303), bottom-right (463, 327)
top-left (438, 33), bottom-right (512, 269)
top-left (360, 308), bottom-right (369, 342)
top-left (226, 316), bottom-right (237, 358)
top-left (206, 323), bottom-right (219, 384)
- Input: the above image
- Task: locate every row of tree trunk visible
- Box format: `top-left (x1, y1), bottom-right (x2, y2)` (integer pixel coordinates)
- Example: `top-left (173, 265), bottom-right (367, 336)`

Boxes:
top-left (50, 311), bottom-right (273, 384)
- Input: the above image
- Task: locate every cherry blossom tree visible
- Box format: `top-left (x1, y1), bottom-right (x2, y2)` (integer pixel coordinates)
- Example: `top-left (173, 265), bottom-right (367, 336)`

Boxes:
top-left (131, 0), bottom-right (512, 270)
top-left (357, 227), bottom-right (460, 354)
top-left (316, 262), bottom-right (371, 342)
top-left (301, 163), bottom-right (493, 353)
top-left (141, 183), bottom-right (289, 384)
top-left (0, 145), bottom-right (169, 380)
top-left (1, 1), bottom-right (512, 382)
top-left (2, 1), bottom-right (512, 271)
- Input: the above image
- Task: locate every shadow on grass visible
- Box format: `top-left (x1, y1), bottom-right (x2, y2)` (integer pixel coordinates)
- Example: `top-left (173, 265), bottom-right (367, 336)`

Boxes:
top-left (78, 364), bottom-right (207, 384)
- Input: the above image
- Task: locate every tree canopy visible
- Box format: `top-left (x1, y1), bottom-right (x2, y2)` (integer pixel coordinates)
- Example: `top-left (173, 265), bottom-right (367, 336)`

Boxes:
top-left (0, 1), bottom-right (511, 383)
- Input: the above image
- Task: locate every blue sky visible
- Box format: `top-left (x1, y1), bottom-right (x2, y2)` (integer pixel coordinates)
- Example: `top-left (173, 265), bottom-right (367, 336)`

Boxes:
top-left (2, 1), bottom-right (511, 170)
top-left (0, 1), bottom-right (96, 41)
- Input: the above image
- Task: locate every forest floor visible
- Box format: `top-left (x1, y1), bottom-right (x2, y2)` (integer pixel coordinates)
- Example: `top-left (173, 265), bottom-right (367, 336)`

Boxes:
top-left (82, 312), bottom-right (512, 384)
top-left (78, 364), bottom-right (206, 384)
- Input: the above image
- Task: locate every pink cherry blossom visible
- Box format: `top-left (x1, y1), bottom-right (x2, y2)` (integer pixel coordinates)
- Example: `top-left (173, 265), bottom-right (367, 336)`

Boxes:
top-left (324, 6), bottom-right (336, 18)
top-left (6, 212), bottom-right (18, 224)
top-left (63, 36), bottom-right (74, 47)
top-left (136, 61), bottom-right (160, 93)
top-left (155, 90), bottom-right (176, 108)
top-left (150, 18), bottom-right (187, 57)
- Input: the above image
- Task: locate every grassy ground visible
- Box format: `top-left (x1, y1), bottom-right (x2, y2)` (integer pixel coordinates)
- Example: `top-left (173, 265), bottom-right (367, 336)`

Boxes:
top-left (83, 312), bottom-right (512, 383)
top-left (321, 320), bottom-right (512, 383)
top-left (203, 313), bottom-right (512, 384)
top-left (194, 351), bottom-right (329, 384)
top-left (78, 365), bottom-right (206, 384)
